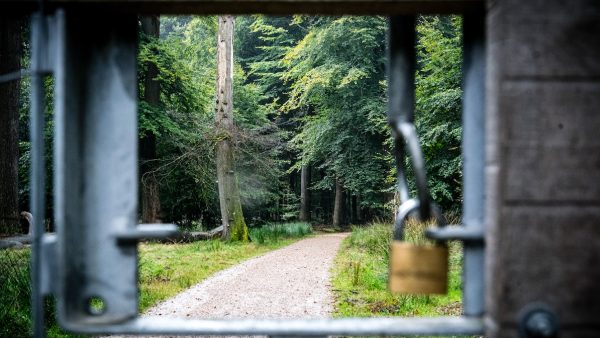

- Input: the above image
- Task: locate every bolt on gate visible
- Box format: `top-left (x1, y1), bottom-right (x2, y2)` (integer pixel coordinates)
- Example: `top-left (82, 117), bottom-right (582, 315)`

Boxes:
top-left (1, 0), bottom-right (486, 336)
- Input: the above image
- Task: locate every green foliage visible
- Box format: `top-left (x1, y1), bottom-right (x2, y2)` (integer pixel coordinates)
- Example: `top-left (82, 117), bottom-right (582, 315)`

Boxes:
top-left (0, 249), bottom-right (84, 338)
top-left (249, 222), bottom-right (312, 244)
top-left (138, 17), bottom-right (218, 226)
top-left (279, 16), bottom-right (390, 214)
top-left (415, 16), bottom-right (463, 210)
top-left (136, 16), bottom-right (288, 227)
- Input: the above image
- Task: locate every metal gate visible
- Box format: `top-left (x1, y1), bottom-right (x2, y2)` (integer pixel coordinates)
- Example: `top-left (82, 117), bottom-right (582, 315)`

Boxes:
top-left (2, 0), bottom-right (486, 336)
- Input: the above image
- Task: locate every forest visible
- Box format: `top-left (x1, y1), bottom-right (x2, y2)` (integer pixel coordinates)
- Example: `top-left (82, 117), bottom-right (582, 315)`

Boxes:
top-left (1, 15), bottom-right (463, 237)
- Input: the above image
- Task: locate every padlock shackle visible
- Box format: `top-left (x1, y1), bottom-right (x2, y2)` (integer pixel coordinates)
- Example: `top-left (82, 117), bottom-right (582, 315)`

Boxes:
top-left (387, 16), bottom-right (432, 221)
top-left (393, 198), bottom-right (447, 242)
top-left (393, 122), bottom-right (431, 219)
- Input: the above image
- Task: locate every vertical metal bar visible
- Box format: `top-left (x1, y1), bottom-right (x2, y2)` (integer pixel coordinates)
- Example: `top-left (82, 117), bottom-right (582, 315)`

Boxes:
top-left (461, 12), bottom-right (486, 317)
top-left (387, 16), bottom-right (416, 125)
top-left (54, 11), bottom-right (140, 327)
top-left (387, 16), bottom-right (416, 205)
top-left (30, 12), bottom-right (47, 338)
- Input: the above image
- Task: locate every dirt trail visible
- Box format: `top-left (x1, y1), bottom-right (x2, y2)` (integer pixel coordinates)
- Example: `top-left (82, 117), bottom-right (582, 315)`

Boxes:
top-left (112, 233), bottom-right (348, 337)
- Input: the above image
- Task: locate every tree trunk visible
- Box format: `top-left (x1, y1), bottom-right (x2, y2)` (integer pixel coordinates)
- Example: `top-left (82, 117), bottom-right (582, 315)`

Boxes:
top-left (299, 164), bottom-right (311, 221)
top-left (140, 15), bottom-right (162, 223)
top-left (216, 15), bottom-right (248, 241)
top-left (351, 194), bottom-right (358, 224)
top-left (355, 194), bottom-right (362, 223)
top-left (332, 179), bottom-right (345, 227)
top-left (0, 17), bottom-right (22, 235)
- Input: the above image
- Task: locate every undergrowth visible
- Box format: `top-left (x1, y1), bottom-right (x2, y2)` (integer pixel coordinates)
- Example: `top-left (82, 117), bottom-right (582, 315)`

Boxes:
top-left (332, 218), bottom-right (463, 318)
top-left (249, 222), bottom-right (312, 244)
top-left (0, 248), bottom-right (32, 338)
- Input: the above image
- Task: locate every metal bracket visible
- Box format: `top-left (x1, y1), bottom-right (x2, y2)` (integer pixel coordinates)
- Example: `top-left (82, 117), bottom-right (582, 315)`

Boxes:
top-left (518, 304), bottom-right (559, 338)
top-left (0, 16), bottom-right (56, 84)
top-left (114, 224), bottom-right (178, 243)
top-left (426, 225), bottom-right (484, 242)
top-left (40, 234), bottom-right (57, 296)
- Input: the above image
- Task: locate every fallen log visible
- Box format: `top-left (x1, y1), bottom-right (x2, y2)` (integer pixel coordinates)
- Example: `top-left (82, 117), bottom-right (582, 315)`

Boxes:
top-left (154, 225), bottom-right (224, 243)
top-left (0, 212), bottom-right (35, 249)
top-left (1, 223), bottom-right (225, 247)
top-left (0, 236), bottom-right (31, 249)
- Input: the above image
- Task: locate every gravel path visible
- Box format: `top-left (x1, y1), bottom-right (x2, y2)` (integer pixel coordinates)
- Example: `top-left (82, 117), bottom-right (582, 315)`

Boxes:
top-left (112, 233), bottom-right (348, 337)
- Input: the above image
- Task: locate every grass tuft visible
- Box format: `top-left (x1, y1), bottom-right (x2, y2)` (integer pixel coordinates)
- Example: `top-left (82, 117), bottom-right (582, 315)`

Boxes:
top-left (331, 219), bottom-right (463, 318)
top-left (249, 222), bottom-right (312, 244)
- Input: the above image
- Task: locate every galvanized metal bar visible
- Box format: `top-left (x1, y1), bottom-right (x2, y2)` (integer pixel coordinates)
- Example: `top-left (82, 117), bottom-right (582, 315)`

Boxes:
top-left (0, 69), bottom-right (29, 84)
top-left (53, 10), bottom-right (141, 326)
top-left (59, 316), bottom-right (484, 336)
top-left (387, 16), bottom-right (416, 126)
top-left (461, 11), bottom-right (486, 317)
top-left (0, 0), bottom-right (485, 16)
top-left (114, 224), bottom-right (178, 242)
top-left (30, 11), bottom-right (48, 338)
top-left (426, 225), bottom-right (483, 241)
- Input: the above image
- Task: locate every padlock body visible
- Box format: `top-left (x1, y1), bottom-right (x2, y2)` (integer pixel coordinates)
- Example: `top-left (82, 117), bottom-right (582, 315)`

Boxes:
top-left (389, 241), bottom-right (448, 295)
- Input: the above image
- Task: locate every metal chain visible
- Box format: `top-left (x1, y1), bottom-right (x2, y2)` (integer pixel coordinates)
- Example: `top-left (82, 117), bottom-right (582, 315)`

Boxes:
top-left (387, 16), bottom-right (444, 241)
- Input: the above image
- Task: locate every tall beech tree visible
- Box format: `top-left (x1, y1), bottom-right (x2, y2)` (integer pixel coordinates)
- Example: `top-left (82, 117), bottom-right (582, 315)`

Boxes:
top-left (332, 178), bottom-right (345, 227)
top-left (215, 15), bottom-right (248, 241)
top-left (140, 15), bottom-right (162, 223)
top-left (299, 164), bottom-right (310, 221)
top-left (0, 17), bottom-right (22, 235)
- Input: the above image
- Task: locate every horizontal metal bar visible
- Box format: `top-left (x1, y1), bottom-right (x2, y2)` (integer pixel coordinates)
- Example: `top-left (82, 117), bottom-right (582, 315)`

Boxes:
top-left (0, 69), bottom-right (52, 84)
top-left (426, 225), bottom-right (484, 242)
top-left (0, 0), bottom-right (484, 15)
top-left (0, 69), bottom-right (28, 83)
top-left (61, 316), bottom-right (484, 336)
top-left (114, 224), bottom-right (178, 242)
top-left (40, 234), bottom-right (58, 296)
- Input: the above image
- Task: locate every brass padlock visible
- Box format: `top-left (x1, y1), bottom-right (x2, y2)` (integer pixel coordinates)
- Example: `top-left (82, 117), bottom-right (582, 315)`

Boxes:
top-left (389, 198), bottom-right (448, 295)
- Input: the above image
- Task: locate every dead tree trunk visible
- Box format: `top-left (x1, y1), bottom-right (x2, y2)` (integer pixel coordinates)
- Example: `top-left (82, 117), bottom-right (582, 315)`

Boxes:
top-left (216, 15), bottom-right (248, 241)
top-left (140, 15), bottom-right (162, 223)
top-left (332, 178), bottom-right (345, 228)
top-left (0, 17), bottom-right (22, 235)
top-left (299, 164), bottom-right (311, 222)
